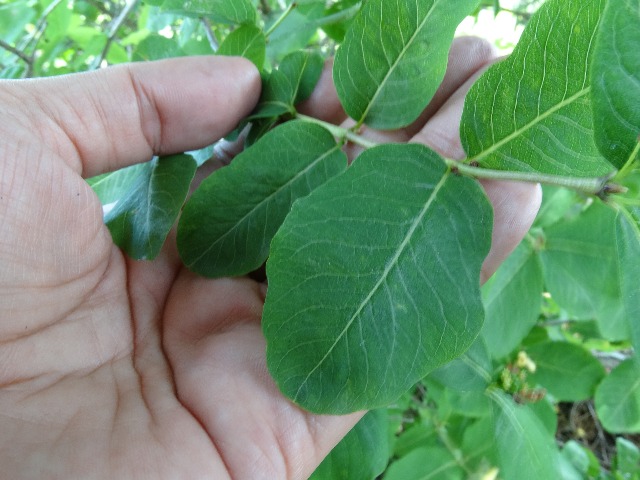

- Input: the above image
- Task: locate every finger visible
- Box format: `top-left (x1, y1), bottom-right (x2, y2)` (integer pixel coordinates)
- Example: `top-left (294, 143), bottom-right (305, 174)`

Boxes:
top-left (163, 273), bottom-right (363, 480)
top-left (11, 56), bottom-right (260, 178)
top-left (404, 36), bottom-right (497, 137)
top-left (480, 180), bottom-right (542, 282)
top-left (297, 58), bottom-right (348, 125)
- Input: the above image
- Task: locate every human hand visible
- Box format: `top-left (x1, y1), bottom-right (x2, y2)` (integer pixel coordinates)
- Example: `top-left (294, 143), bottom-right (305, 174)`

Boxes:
top-left (0, 40), bottom-right (540, 480)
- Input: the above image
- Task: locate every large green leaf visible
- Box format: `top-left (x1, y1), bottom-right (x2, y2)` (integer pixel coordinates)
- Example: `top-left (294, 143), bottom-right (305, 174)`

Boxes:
top-left (217, 24), bottom-right (266, 70)
top-left (158, 0), bottom-right (257, 25)
top-left (489, 390), bottom-right (562, 480)
top-left (526, 341), bottom-right (605, 402)
top-left (178, 122), bottom-right (347, 278)
top-left (105, 154), bottom-right (197, 261)
top-left (461, 0), bottom-right (612, 177)
top-left (333, 0), bottom-right (479, 130)
top-left (88, 163), bottom-right (147, 206)
top-left (263, 144), bottom-right (493, 414)
top-left (481, 241), bottom-right (543, 360)
top-left (540, 201), bottom-right (628, 340)
top-left (309, 409), bottom-right (389, 480)
top-left (591, 0), bottom-right (640, 168)
top-left (595, 358), bottom-right (640, 433)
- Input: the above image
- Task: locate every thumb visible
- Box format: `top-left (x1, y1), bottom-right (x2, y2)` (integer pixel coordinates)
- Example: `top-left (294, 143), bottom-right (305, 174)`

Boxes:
top-left (6, 56), bottom-right (260, 178)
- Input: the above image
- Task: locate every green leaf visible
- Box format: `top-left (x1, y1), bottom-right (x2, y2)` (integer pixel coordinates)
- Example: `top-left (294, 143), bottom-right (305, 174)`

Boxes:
top-left (158, 0), bottom-right (257, 24)
top-left (252, 51), bottom-right (324, 119)
top-left (461, 0), bottom-right (613, 177)
top-left (540, 201), bottom-right (628, 341)
top-left (263, 144), bottom-right (493, 414)
top-left (266, 2), bottom-right (325, 62)
top-left (591, 0), bottom-right (640, 168)
top-left (88, 163), bottom-right (148, 206)
top-left (309, 409), bottom-right (389, 480)
top-left (383, 447), bottom-right (464, 480)
top-left (105, 155), bottom-right (197, 261)
top-left (561, 441), bottom-right (602, 478)
top-left (334, 0), bottom-right (479, 130)
top-left (489, 390), bottom-right (562, 480)
top-left (525, 341), bottom-right (605, 402)
top-left (615, 438), bottom-right (640, 477)
top-left (177, 122), bottom-right (347, 278)
top-left (595, 358), bottom-right (640, 433)
top-left (133, 34), bottom-right (183, 61)
top-left (481, 241), bottom-right (543, 359)
top-left (428, 337), bottom-right (492, 392)
top-left (614, 209), bottom-right (640, 353)
top-left (217, 24), bottom-right (266, 70)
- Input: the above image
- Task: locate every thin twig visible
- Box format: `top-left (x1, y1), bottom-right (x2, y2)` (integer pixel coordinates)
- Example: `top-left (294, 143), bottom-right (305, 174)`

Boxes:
top-left (0, 39), bottom-right (32, 65)
top-left (201, 18), bottom-right (219, 52)
top-left (92, 0), bottom-right (139, 69)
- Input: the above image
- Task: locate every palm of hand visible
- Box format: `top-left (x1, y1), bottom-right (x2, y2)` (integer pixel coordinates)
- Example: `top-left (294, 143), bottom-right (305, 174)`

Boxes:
top-left (0, 58), bottom-right (356, 480)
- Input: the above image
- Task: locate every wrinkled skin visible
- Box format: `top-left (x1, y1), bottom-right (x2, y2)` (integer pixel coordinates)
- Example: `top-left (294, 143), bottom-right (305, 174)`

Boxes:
top-left (0, 38), bottom-right (540, 479)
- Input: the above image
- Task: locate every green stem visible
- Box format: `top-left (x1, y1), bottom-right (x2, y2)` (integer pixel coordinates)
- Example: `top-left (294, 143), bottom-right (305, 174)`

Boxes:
top-left (265, 2), bottom-right (297, 39)
top-left (296, 114), bottom-right (379, 149)
top-left (446, 159), bottom-right (625, 197)
top-left (616, 141), bottom-right (640, 180)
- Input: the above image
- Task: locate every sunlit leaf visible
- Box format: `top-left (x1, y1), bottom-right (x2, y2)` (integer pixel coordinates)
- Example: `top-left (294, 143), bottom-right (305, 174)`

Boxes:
top-left (461, 0), bottom-right (612, 177)
top-left (595, 359), bottom-right (640, 433)
top-left (178, 121), bottom-right (347, 278)
top-left (263, 144), bottom-right (493, 414)
top-left (334, 0), bottom-right (480, 129)
top-left (217, 24), bottom-right (266, 70)
top-left (159, 0), bottom-right (257, 25)
top-left (106, 155), bottom-right (197, 260)
top-left (591, 0), bottom-right (640, 168)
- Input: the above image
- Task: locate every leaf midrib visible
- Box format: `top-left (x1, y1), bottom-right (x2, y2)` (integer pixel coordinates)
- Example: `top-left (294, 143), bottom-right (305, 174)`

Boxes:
top-left (357, 0), bottom-right (441, 125)
top-left (469, 87), bottom-right (591, 164)
top-left (186, 143), bottom-right (343, 267)
top-left (293, 169), bottom-right (451, 402)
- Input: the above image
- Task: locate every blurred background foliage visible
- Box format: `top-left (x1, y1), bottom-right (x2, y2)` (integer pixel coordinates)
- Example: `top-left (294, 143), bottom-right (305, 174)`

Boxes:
top-left (0, 0), bottom-right (541, 79)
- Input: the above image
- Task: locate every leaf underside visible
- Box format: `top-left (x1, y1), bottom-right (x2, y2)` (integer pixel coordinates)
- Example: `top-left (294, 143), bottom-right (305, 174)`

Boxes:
top-left (592, 0), bottom-right (640, 168)
top-left (177, 121), bottom-right (347, 278)
top-left (334, 0), bottom-right (480, 130)
top-left (263, 144), bottom-right (493, 414)
top-left (461, 0), bottom-right (613, 177)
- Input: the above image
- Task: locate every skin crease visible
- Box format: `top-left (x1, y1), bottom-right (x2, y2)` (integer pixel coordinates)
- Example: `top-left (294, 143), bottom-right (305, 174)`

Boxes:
top-left (0, 38), bottom-right (540, 479)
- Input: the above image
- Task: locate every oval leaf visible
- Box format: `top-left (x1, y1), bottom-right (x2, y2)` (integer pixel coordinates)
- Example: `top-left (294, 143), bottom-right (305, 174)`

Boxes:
top-left (526, 341), bottom-right (605, 402)
top-left (614, 208), bottom-right (640, 353)
top-left (481, 240), bottom-right (543, 359)
top-left (591, 0), bottom-right (640, 168)
top-left (263, 144), bottom-right (493, 414)
top-left (105, 154), bottom-right (197, 261)
top-left (178, 121), bottom-right (347, 278)
top-left (461, 0), bottom-right (613, 177)
top-left (217, 24), bottom-right (266, 70)
top-left (334, 0), bottom-right (480, 130)
top-left (490, 390), bottom-right (562, 480)
top-left (595, 359), bottom-right (640, 433)
top-left (159, 0), bottom-right (257, 25)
